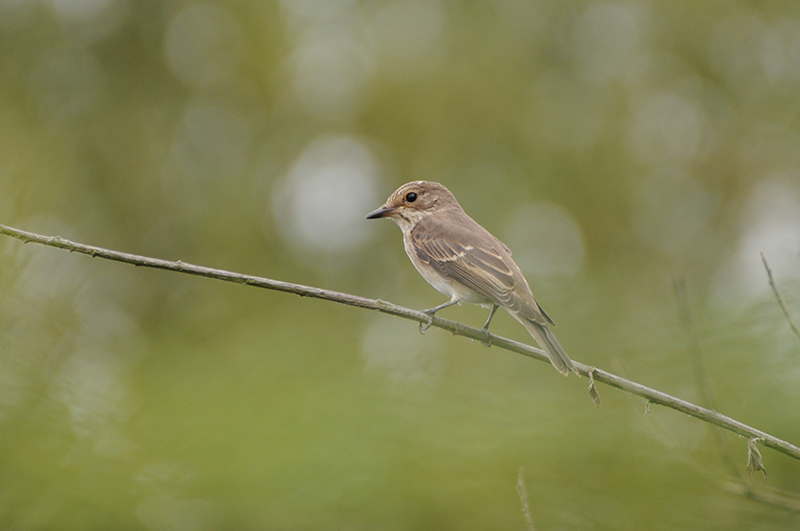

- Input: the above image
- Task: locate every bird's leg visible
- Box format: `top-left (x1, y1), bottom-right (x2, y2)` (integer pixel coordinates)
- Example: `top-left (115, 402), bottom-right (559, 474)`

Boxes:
top-left (480, 305), bottom-right (499, 332)
top-left (480, 305), bottom-right (499, 347)
top-left (419, 299), bottom-right (458, 333)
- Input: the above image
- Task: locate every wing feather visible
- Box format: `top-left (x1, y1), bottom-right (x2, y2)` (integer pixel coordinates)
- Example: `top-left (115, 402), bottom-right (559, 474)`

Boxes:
top-left (411, 215), bottom-right (519, 306)
top-left (410, 212), bottom-right (555, 325)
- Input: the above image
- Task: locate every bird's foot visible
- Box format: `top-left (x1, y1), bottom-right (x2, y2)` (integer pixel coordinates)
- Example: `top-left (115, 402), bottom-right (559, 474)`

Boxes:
top-left (479, 326), bottom-right (493, 347)
top-left (418, 310), bottom-right (435, 334)
top-left (478, 305), bottom-right (498, 347)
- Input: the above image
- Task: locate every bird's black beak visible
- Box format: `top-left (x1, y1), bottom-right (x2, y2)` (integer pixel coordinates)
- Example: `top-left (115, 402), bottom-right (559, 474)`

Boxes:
top-left (366, 205), bottom-right (394, 219)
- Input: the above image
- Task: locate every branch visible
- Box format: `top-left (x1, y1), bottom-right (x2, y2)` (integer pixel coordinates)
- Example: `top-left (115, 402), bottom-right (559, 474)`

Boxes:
top-left (673, 275), bottom-right (800, 508)
top-left (516, 468), bottom-right (536, 531)
top-left (2, 223), bottom-right (799, 464)
top-left (761, 252), bottom-right (800, 344)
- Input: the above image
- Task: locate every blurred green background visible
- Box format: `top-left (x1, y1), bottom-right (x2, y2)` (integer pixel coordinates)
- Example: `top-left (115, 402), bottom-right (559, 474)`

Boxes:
top-left (1, 0), bottom-right (800, 529)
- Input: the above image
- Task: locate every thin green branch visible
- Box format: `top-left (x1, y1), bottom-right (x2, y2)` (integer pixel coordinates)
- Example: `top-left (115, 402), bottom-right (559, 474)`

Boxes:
top-left (761, 252), bottom-right (800, 344)
top-left (1, 223), bottom-right (799, 463)
top-left (674, 275), bottom-right (740, 478)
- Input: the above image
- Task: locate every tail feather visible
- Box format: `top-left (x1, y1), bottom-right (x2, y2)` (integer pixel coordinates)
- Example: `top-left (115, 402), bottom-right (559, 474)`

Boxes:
top-left (515, 316), bottom-right (579, 377)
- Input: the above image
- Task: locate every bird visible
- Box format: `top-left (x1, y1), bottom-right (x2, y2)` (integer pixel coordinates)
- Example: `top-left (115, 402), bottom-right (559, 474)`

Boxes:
top-left (366, 181), bottom-right (579, 376)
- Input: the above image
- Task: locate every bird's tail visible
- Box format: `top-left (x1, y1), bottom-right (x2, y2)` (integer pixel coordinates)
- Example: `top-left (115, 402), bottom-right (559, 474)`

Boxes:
top-left (516, 317), bottom-right (579, 377)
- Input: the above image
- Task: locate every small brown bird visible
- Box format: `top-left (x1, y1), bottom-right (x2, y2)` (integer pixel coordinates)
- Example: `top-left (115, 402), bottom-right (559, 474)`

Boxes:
top-left (366, 181), bottom-right (578, 376)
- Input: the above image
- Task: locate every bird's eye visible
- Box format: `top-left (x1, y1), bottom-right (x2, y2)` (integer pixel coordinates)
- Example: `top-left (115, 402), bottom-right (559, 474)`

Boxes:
top-left (406, 192), bottom-right (418, 203)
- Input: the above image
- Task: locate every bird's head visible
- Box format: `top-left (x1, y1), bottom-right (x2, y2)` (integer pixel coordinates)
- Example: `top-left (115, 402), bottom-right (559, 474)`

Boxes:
top-left (366, 181), bottom-right (459, 231)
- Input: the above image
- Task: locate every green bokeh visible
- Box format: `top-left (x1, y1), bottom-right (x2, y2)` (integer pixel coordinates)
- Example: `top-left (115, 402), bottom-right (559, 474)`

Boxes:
top-left (1, 1), bottom-right (799, 529)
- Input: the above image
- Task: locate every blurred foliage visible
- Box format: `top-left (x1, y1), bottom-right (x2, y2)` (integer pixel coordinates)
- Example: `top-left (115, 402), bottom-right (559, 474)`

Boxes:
top-left (1, 0), bottom-right (800, 529)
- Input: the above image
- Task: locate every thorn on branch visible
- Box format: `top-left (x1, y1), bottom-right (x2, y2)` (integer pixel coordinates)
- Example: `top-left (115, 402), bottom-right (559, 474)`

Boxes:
top-left (746, 437), bottom-right (768, 479)
top-left (588, 368), bottom-right (600, 408)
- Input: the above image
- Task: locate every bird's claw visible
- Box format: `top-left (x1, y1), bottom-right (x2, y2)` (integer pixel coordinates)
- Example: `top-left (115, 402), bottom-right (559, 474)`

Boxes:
top-left (419, 311), bottom-right (434, 334)
top-left (480, 326), bottom-right (492, 347)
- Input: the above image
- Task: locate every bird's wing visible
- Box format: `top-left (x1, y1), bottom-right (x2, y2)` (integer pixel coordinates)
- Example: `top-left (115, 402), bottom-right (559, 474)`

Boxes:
top-left (411, 214), bottom-right (547, 320)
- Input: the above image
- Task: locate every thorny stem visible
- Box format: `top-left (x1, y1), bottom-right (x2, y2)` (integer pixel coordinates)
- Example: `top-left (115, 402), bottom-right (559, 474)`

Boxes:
top-left (1, 223), bottom-right (799, 463)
